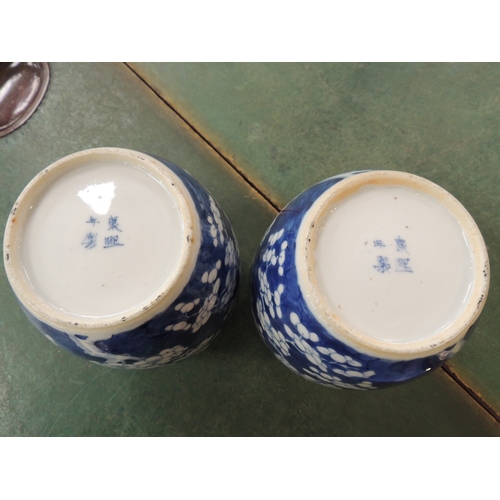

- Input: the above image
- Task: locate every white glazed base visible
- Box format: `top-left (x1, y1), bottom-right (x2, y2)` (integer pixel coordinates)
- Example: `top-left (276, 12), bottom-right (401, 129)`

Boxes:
top-left (5, 148), bottom-right (199, 336)
top-left (4, 148), bottom-right (241, 369)
top-left (21, 159), bottom-right (187, 318)
top-left (298, 171), bottom-right (489, 360)
top-left (314, 183), bottom-right (474, 343)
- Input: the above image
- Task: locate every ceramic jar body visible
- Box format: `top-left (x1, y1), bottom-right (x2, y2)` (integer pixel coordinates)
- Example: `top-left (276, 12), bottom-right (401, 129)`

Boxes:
top-left (4, 149), bottom-right (240, 369)
top-left (250, 171), bottom-right (488, 389)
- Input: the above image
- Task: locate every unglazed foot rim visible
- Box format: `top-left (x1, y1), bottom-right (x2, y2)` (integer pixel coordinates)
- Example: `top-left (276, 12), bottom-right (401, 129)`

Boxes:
top-left (3, 147), bottom-right (200, 336)
top-left (298, 170), bottom-right (490, 360)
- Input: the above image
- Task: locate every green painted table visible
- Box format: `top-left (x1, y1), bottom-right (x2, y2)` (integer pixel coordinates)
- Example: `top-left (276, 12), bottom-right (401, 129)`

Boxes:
top-left (0, 63), bottom-right (497, 436)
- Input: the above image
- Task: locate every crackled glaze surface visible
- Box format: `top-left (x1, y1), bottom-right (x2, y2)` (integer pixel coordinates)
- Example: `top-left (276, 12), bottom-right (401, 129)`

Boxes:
top-left (251, 171), bottom-right (483, 389)
top-left (6, 151), bottom-right (240, 369)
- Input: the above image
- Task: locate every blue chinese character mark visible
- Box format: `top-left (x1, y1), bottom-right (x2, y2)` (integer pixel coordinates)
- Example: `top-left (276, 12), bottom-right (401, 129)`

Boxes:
top-left (374, 256), bottom-right (391, 273)
top-left (82, 233), bottom-right (98, 249)
top-left (108, 215), bottom-right (122, 232)
top-left (104, 235), bottom-right (124, 249)
top-left (396, 258), bottom-right (413, 273)
top-left (82, 216), bottom-right (125, 249)
top-left (86, 216), bottom-right (99, 226)
top-left (373, 240), bottom-right (385, 247)
top-left (395, 236), bottom-right (408, 253)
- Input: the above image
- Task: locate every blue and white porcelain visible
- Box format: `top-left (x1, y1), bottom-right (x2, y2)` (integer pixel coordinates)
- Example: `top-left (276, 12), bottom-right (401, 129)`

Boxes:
top-left (251, 170), bottom-right (489, 389)
top-left (4, 148), bottom-right (240, 368)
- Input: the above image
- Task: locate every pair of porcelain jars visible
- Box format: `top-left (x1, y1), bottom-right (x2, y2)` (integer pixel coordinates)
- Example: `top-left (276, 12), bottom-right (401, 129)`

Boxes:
top-left (3, 148), bottom-right (489, 389)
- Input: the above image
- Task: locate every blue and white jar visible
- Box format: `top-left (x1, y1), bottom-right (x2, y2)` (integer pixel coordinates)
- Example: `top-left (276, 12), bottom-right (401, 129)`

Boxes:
top-left (251, 170), bottom-right (489, 389)
top-left (4, 147), bottom-right (240, 368)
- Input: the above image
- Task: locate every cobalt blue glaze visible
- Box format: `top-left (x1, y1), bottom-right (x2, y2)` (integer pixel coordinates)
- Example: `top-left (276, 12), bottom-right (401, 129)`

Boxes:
top-left (250, 172), bottom-right (470, 389)
top-left (20, 156), bottom-right (240, 369)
